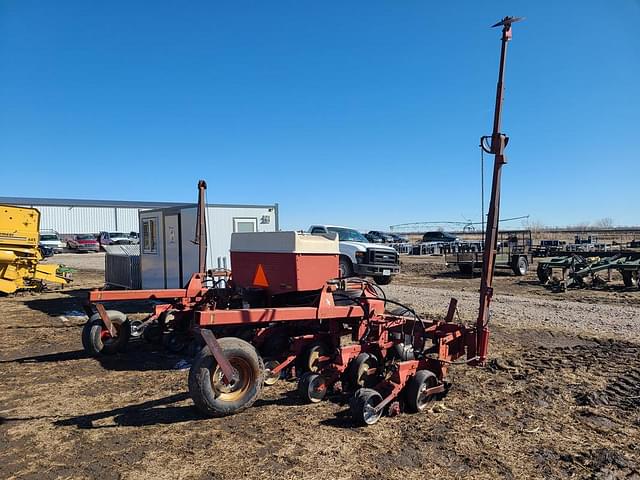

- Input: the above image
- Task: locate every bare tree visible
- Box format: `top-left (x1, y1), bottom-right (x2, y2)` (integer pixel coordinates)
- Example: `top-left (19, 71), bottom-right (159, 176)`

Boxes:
top-left (568, 221), bottom-right (591, 232)
top-left (594, 217), bottom-right (615, 229)
top-left (522, 218), bottom-right (545, 233)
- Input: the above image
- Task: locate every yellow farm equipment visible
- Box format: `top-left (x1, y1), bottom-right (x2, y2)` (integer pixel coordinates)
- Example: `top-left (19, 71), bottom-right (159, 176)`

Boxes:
top-left (0, 205), bottom-right (72, 294)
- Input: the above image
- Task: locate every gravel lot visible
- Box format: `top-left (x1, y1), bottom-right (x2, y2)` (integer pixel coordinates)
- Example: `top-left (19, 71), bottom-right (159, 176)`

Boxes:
top-left (386, 283), bottom-right (640, 342)
top-left (42, 252), bottom-right (106, 271)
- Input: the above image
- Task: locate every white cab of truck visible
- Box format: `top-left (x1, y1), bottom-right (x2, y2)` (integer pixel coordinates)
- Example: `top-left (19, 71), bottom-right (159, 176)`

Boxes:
top-left (39, 230), bottom-right (65, 254)
top-left (308, 225), bottom-right (400, 285)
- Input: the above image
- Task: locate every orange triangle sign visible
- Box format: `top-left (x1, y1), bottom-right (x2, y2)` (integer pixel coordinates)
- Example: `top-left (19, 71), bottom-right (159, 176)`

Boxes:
top-left (252, 263), bottom-right (269, 287)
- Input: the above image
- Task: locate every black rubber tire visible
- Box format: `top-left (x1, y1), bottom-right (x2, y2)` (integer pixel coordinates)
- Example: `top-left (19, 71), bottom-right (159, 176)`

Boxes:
top-left (163, 332), bottom-right (190, 353)
top-left (258, 330), bottom-right (290, 358)
top-left (186, 339), bottom-right (202, 358)
top-left (188, 337), bottom-right (264, 417)
top-left (142, 323), bottom-right (163, 345)
top-left (348, 353), bottom-right (379, 389)
top-left (297, 372), bottom-right (327, 403)
top-left (373, 275), bottom-right (392, 286)
top-left (458, 264), bottom-right (473, 275)
top-left (350, 388), bottom-right (383, 426)
top-left (299, 341), bottom-right (331, 374)
top-left (622, 271), bottom-right (638, 288)
top-left (537, 263), bottom-right (551, 284)
top-left (338, 257), bottom-right (353, 278)
top-left (513, 256), bottom-right (529, 276)
top-left (406, 369), bottom-right (438, 413)
top-left (81, 310), bottom-right (130, 356)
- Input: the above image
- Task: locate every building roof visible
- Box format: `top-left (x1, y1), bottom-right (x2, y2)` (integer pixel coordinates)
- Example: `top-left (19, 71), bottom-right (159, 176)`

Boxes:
top-left (0, 196), bottom-right (277, 210)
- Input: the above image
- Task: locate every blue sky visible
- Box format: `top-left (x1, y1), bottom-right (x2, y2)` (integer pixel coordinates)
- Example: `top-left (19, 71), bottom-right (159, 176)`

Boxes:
top-left (1, 1), bottom-right (638, 231)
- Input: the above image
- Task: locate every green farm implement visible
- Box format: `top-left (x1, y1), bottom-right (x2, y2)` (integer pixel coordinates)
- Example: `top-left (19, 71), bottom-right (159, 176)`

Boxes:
top-left (537, 252), bottom-right (640, 291)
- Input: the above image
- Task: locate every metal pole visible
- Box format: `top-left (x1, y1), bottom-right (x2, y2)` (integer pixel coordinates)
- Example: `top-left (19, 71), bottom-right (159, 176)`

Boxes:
top-left (195, 180), bottom-right (208, 274)
top-left (476, 16), bottom-right (523, 365)
top-left (481, 146), bottom-right (485, 242)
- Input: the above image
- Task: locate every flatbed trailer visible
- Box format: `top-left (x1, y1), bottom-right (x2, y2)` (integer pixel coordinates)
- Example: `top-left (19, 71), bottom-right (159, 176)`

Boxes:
top-left (445, 230), bottom-right (533, 276)
top-left (537, 251), bottom-right (640, 290)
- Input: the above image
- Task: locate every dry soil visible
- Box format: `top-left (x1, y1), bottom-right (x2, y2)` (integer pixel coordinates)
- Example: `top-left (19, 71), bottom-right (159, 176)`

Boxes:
top-left (1, 253), bottom-right (639, 479)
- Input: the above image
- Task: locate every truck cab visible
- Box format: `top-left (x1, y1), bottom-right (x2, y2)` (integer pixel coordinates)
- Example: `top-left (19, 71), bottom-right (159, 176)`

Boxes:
top-left (422, 231), bottom-right (459, 243)
top-left (98, 231), bottom-right (134, 248)
top-left (366, 230), bottom-right (394, 243)
top-left (309, 225), bottom-right (400, 285)
top-left (39, 230), bottom-right (65, 254)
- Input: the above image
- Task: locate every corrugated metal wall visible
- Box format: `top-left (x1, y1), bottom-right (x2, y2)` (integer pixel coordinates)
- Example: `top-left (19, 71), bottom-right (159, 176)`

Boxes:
top-left (104, 245), bottom-right (141, 289)
top-left (28, 206), bottom-right (140, 234)
top-left (115, 208), bottom-right (139, 233)
top-left (16, 202), bottom-right (277, 239)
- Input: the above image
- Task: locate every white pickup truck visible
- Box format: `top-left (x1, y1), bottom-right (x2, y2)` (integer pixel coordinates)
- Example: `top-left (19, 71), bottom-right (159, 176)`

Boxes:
top-left (308, 225), bottom-right (400, 285)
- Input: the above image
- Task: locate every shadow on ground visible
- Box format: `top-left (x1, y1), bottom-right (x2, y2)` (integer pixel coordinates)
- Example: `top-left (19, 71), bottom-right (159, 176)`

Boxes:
top-left (23, 287), bottom-right (157, 317)
top-left (21, 287), bottom-right (92, 316)
top-left (253, 389), bottom-right (303, 409)
top-left (0, 343), bottom-right (189, 372)
top-left (54, 392), bottom-right (200, 429)
top-left (318, 408), bottom-right (356, 429)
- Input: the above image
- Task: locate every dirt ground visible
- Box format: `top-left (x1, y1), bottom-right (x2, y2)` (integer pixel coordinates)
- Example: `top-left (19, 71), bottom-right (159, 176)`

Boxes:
top-left (1, 254), bottom-right (639, 479)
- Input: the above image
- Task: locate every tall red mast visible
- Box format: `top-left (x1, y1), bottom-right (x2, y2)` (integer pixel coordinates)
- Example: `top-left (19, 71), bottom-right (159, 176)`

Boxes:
top-left (476, 16), bottom-right (523, 364)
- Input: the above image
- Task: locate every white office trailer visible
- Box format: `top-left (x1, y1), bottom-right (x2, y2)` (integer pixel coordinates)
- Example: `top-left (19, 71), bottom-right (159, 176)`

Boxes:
top-left (139, 203), bottom-right (279, 289)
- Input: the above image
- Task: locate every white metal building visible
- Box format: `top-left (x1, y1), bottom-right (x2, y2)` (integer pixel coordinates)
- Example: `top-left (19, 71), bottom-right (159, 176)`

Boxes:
top-left (0, 197), bottom-right (184, 235)
top-left (139, 203), bottom-right (279, 289)
top-left (0, 197), bottom-right (279, 242)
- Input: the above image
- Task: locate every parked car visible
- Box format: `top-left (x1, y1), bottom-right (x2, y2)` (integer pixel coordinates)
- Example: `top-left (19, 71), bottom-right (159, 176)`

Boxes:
top-left (422, 231), bottom-right (460, 243)
top-left (128, 232), bottom-right (140, 244)
top-left (367, 231), bottom-right (395, 243)
top-left (388, 233), bottom-right (409, 243)
top-left (309, 225), bottom-right (400, 285)
top-left (98, 231), bottom-right (134, 248)
top-left (39, 230), bottom-right (64, 253)
top-left (39, 245), bottom-right (55, 258)
top-left (67, 234), bottom-right (100, 252)
top-left (364, 233), bottom-right (383, 243)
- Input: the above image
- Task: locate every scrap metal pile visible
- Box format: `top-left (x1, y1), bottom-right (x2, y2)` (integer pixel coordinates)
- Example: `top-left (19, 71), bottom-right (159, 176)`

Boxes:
top-left (80, 17), bottom-right (522, 426)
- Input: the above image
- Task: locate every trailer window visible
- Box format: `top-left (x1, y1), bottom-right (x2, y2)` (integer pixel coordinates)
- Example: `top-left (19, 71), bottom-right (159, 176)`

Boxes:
top-left (233, 218), bottom-right (257, 233)
top-left (142, 218), bottom-right (158, 253)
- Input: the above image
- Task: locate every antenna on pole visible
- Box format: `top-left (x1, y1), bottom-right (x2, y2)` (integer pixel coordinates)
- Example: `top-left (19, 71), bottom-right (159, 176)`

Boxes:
top-left (490, 16), bottom-right (524, 29)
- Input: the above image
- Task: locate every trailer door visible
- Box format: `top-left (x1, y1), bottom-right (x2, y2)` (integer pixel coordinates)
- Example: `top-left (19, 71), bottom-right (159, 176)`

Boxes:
top-left (140, 213), bottom-right (164, 289)
top-left (164, 214), bottom-right (180, 288)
